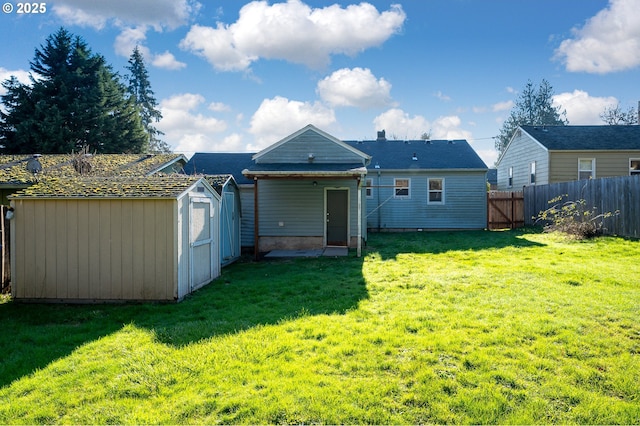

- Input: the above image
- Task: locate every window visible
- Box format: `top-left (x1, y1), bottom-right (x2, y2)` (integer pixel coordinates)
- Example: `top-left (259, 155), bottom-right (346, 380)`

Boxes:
top-left (578, 158), bottom-right (595, 180)
top-left (365, 179), bottom-right (373, 198)
top-left (530, 161), bottom-right (536, 184)
top-left (428, 178), bottom-right (444, 204)
top-left (394, 178), bottom-right (410, 197)
top-left (630, 159), bottom-right (640, 176)
top-left (508, 167), bottom-right (513, 187)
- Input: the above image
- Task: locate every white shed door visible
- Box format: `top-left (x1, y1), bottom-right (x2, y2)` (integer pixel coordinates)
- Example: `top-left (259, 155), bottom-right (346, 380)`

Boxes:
top-left (190, 197), bottom-right (215, 290)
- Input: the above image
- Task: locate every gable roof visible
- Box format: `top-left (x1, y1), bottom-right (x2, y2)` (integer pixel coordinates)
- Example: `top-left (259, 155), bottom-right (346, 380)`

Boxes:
top-left (184, 153), bottom-right (254, 185)
top-left (0, 153), bottom-right (186, 185)
top-left (344, 139), bottom-right (487, 170)
top-left (252, 124), bottom-right (370, 163)
top-left (9, 175), bottom-right (210, 199)
top-left (521, 125), bottom-right (640, 151)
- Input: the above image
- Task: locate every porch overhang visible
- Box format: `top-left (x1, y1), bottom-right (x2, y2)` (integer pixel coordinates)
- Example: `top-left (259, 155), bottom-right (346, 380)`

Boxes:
top-left (242, 163), bottom-right (367, 179)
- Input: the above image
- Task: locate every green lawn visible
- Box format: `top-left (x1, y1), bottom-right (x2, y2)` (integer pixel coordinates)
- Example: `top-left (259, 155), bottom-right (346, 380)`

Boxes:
top-left (1, 229), bottom-right (639, 424)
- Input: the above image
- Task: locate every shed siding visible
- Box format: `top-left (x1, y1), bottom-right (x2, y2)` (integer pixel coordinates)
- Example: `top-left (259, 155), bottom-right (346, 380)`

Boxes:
top-left (13, 198), bottom-right (177, 301)
top-left (497, 131), bottom-right (549, 190)
top-left (366, 171), bottom-right (486, 230)
top-left (550, 151), bottom-right (640, 183)
top-left (257, 130), bottom-right (364, 164)
top-left (239, 185), bottom-right (254, 248)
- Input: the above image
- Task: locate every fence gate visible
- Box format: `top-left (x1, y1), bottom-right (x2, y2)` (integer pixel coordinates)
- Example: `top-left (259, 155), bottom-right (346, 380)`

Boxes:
top-left (487, 191), bottom-right (524, 229)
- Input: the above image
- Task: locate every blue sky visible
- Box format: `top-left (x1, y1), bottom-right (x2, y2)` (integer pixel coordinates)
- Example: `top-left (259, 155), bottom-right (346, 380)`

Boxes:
top-left (1, 0), bottom-right (638, 165)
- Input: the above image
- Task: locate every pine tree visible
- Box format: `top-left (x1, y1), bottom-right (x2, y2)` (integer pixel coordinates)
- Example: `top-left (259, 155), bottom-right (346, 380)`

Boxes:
top-left (0, 28), bottom-right (147, 154)
top-left (495, 79), bottom-right (568, 158)
top-left (126, 46), bottom-right (170, 153)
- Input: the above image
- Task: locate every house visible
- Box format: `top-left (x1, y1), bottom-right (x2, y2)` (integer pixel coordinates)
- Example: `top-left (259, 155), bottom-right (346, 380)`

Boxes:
top-left (344, 136), bottom-right (488, 231)
top-left (204, 174), bottom-right (242, 266)
top-left (242, 125), bottom-right (370, 256)
top-left (9, 175), bottom-right (220, 302)
top-left (185, 125), bottom-right (489, 255)
top-left (0, 153), bottom-right (187, 204)
top-left (496, 125), bottom-right (640, 190)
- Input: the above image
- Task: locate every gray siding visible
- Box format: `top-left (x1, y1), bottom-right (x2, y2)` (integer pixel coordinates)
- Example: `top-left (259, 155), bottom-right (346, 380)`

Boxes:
top-left (497, 130), bottom-right (549, 190)
top-left (257, 130), bottom-right (365, 164)
top-left (257, 179), bottom-right (362, 239)
top-left (239, 185), bottom-right (254, 248)
top-left (366, 171), bottom-right (487, 230)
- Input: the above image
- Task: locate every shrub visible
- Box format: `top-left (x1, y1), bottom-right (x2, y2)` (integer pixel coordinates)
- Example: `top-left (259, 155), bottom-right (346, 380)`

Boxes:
top-left (535, 194), bottom-right (618, 239)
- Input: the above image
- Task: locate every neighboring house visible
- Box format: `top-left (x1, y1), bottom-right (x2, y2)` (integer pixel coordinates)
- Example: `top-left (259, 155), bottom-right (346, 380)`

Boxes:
top-left (243, 125), bottom-right (370, 256)
top-left (0, 153), bottom-right (187, 204)
top-left (344, 136), bottom-right (488, 231)
top-left (204, 174), bottom-right (242, 266)
top-left (185, 125), bottom-right (489, 255)
top-left (496, 125), bottom-right (640, 190)
top-left (185, 153), bottom-right (255, 250)
top-left (9, 175), bottom-right (220, 302)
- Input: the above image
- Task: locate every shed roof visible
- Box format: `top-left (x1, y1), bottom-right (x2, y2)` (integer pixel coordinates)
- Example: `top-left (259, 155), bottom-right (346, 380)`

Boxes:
top-left (520, 125), bottom-right (640, 151)
top-left (344, 139), bottom-right (487, 170)
top-left (9, 175), bottom-right (207, 199)
top-left (0, 153), bottom-right (186, 185)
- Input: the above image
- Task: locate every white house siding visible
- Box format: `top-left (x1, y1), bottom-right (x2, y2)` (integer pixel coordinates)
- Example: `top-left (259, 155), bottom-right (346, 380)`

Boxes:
top-left (366, 171), bottom-right (487, 230)
top-left (497, 131), bottom-right (549, 190)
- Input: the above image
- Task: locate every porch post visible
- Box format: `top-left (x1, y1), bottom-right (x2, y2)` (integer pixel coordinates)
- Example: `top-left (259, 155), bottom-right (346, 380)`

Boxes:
top-left (253, 177), bottom-right (259, 260)
top-left (357, 175), bottom-right (362, 257)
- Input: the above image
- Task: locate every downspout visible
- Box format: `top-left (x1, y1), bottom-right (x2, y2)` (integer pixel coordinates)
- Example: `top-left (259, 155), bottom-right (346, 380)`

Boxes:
top-left (253, 177), bottom-right (259, 261)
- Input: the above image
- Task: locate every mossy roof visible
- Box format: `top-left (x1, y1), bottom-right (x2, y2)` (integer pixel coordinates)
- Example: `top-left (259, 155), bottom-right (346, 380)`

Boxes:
top-left (9, 175), bottom-right (205, 199)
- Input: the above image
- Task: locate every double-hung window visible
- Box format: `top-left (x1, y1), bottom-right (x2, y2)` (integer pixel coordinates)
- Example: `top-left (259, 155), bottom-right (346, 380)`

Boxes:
top-left (428, 178), bottom-right (444, 204)
top-left (530, 161), bottom-right (536, 184)
top-left (630, 159), bottom-right (640, 176)
top-left (394, 178), bottom-right (410, 198)
top-left (508, 167), bottom-right (513, 187)
top-left (365, 179), bottom-right (373, 198)
top-left (578, 158), bottom-right (595, 180)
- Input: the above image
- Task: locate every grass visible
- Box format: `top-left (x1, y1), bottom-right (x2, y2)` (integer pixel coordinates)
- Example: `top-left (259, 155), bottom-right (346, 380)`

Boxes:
top-left (0, 229), bottom-right (639, 424)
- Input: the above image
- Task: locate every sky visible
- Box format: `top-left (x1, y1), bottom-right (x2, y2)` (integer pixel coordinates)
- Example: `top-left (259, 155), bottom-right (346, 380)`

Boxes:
top-left (1, 0), bottom-right (639, 166)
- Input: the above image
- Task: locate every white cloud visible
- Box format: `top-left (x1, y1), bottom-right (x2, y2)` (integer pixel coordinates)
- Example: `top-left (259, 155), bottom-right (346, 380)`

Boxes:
top-left (157, 93), bottom-right (227, 152)
top-left (248, 96), bottom-right (336, 150)
top-left (209, 102), bottom-right (231, 112)
top-left (52, 0), bottom-right (200, 30)
top-left (492, 100), bottom-right (514, 112)
top-left (114, 27), bottom-right (185, 70)
top-left (180, 0), bottom-right (405, 71)
top-left (431, 115), bottom-right (473, 141)
top-left (152, 51), bottom-right (187, 70)
top-left (0, 67), bottom-right (31, 96)
top-left (373, 108), bottom-right (430, 140)
top-left (434, 91), bottom-right (451, 102)
top-left (552, 90), bottom-right (617, 124)
top-left (554, 0), bottom-right (640, 73)
top-left (317, 67), bottom-right (392, 108)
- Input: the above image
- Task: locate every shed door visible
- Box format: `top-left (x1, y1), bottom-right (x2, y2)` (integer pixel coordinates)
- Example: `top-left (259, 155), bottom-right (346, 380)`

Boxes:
top-left (190, 197), bottom-right (215, 290)
top-left (326, 189), bottom-right (348, 246)
top-left (221, 192), bottom-right (238, 262)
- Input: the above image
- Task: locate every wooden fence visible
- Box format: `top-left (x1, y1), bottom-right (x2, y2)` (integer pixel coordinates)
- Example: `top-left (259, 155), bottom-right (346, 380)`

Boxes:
top-left (524, 176), bottom-right (640, 239)
top-left (487, 191), bottom-right (524, 230)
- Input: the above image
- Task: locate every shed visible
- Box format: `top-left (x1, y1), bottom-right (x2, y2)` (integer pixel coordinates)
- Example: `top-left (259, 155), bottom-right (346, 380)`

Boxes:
top-left (9, 175), bottom-right (220, 302)
top-left (204, 174), bottom-right (242, 266)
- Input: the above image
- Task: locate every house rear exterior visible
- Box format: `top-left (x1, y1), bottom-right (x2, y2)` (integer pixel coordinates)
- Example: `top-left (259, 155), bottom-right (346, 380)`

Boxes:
top-left (496, 125), bottom-right (640, 190)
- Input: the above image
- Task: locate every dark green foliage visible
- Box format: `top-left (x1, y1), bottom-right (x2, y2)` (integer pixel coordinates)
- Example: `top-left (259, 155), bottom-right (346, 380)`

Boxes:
top-left (0, 28), bottom-right (147, 154)
top-left (495, 79), bottom-right (568, 159)
top-left (126, 46), bottom-right (170, 153)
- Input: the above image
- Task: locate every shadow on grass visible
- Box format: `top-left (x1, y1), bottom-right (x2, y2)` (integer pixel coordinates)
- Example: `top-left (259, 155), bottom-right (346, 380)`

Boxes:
top-left (365, 228), bottom-right (546, 260)
top-left (0, 255), bottom-right (367, 387)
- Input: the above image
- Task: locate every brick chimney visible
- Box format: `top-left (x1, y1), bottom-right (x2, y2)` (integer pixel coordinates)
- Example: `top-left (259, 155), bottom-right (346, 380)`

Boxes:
top-left (376, 130), bottom-right (386, 141)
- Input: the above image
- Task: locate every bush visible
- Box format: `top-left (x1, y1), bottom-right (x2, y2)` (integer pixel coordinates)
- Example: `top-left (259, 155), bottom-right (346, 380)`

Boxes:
top-left (535, 194), bottom-right (618, 239)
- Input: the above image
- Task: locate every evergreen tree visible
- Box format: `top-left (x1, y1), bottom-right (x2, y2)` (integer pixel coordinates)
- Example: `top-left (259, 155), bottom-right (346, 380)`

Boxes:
top-left (126, 46), bottom-right (170, 153)
top-left (495, 79), bottom-right (568, 158)
top-left (0, 28), bottom-right (147, 154)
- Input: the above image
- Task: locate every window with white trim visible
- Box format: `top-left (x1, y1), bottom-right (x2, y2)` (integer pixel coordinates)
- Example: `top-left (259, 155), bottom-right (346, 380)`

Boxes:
top-left (508, 167), bottom-right (513, 187)
top-left (630, 159), bottom-right (640, 175)
top-left (394, 178), bottom-right (410, 198)
top-left (365, 178), bottom-right (373, 198)
top-left (578, 158), bottom-right (595, 180)
top-left (428, 178), bottom-right (444, 204)
top-left (530, 161), bottom-right (536, 184)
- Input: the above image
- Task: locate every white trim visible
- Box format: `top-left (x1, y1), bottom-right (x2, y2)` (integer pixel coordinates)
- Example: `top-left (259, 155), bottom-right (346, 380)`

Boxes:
top-left (578, 157), bottom-right (596, 180)
top-left (427, 177), bottom-right (445, 205)
top-left (630, 158), bottom-right (640, 175)
top-left (393, 177), bottom-right (411, 198)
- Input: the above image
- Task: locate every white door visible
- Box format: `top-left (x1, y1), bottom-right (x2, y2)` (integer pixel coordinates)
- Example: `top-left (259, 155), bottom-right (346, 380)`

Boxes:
top-left (190, 197), bottom-right (215, 290)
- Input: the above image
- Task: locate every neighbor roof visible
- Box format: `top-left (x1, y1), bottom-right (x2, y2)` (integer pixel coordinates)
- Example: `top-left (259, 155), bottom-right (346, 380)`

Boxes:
top-left (521, 125), bottom-right (640, 151)
top-left (344, 139), bottom-right (488, 170)
top-left (9, 175), bottom-right (206, 199)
